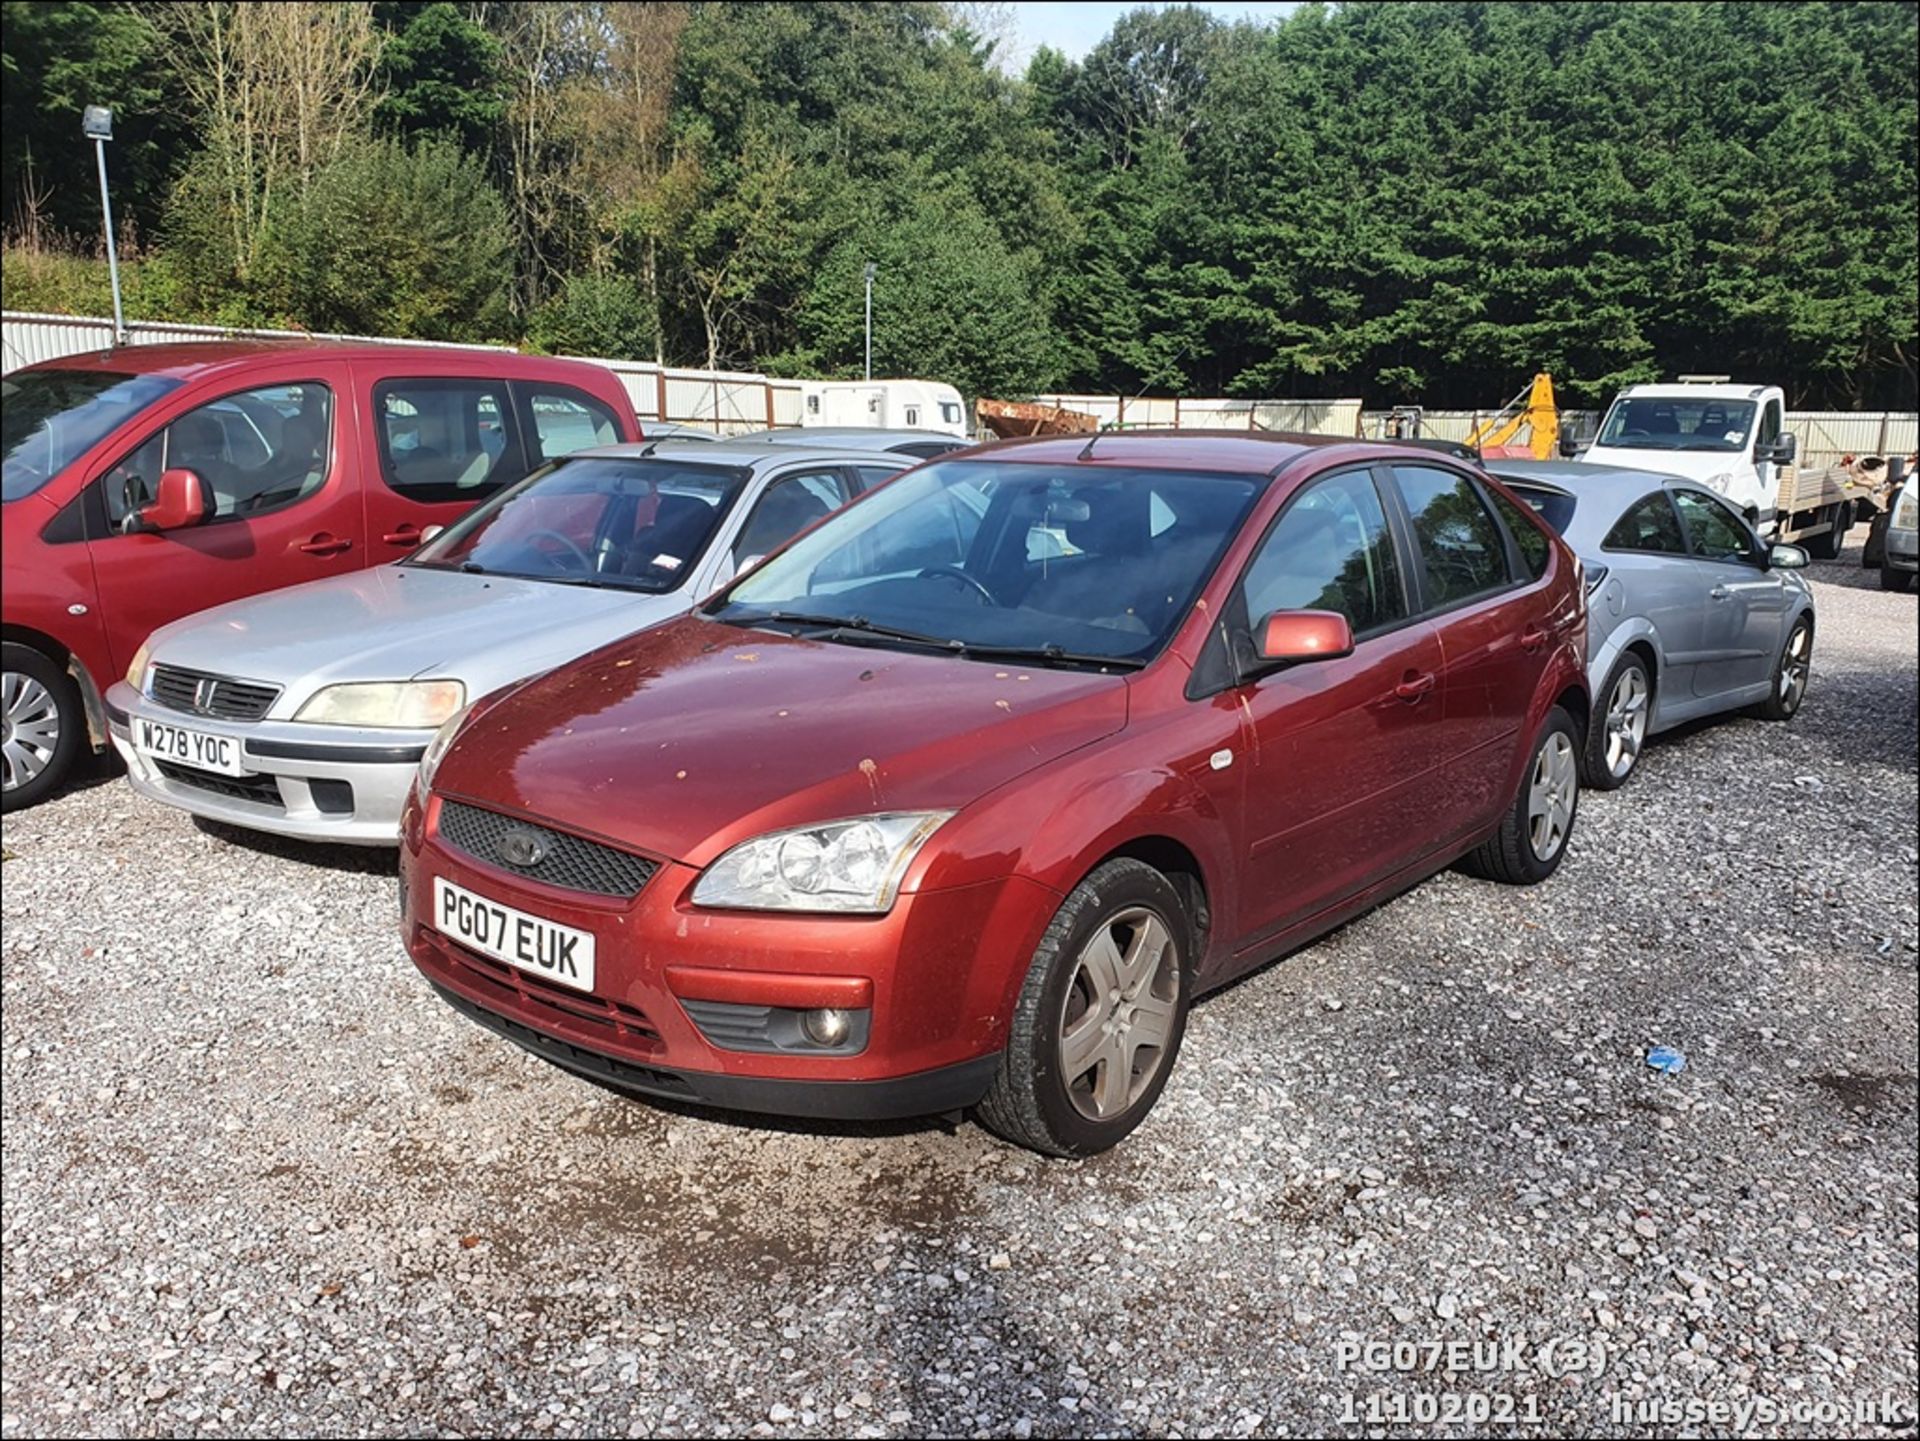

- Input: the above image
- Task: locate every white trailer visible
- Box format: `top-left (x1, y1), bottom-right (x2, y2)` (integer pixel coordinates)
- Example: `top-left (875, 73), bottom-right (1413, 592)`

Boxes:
top-left (799, 379), bottom-right (968, 436)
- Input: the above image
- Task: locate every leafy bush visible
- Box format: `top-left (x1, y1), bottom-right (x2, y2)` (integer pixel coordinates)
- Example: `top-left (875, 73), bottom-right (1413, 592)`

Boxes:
top-left (526, 273), bottom-right (658, 359)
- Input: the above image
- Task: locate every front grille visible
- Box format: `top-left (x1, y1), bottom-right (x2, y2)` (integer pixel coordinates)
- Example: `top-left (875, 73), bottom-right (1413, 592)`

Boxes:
top-left (149, 664), bottom-right (281, 721)
top-left (434, 932), bottom-right (661, 1046)
top-left (438, 801), bottom-right (658, 898)
top-left (155, 760), bottom-right (284, 809)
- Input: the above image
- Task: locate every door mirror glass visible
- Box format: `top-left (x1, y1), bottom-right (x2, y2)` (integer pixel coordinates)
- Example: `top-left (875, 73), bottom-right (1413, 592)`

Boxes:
top-left (1768, 542), bottom-right (1810, 570)
top-left (131, 468), bottom-right (212, 533)
top-left (1256, 609), bottom-right (1355, 667)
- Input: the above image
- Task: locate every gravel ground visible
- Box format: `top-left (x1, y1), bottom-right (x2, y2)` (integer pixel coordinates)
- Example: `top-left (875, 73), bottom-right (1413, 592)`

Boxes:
top-left (4, 539), bottom-right (1915, 1439)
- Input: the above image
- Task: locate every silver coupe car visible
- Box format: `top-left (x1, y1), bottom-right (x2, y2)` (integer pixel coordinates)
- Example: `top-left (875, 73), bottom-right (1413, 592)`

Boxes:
top-left (1487, 461), bottom-right (1816, 789)
top-left (105, 440), bottom-right (911, 843)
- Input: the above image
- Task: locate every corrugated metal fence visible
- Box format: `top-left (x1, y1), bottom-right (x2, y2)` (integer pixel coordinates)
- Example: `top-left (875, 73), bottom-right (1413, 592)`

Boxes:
top-left (0, 311), bottom-right (804, 433)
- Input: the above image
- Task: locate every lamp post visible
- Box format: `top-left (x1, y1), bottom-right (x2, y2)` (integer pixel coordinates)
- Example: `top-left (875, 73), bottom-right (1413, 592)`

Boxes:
top-left (82, 105), bottom-right (126, 345)
top-left (863, 261), bottom-right (877, 381)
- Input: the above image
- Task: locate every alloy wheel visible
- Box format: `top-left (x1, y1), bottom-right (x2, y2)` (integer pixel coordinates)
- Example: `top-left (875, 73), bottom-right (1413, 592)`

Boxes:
top-left (1779, 624), bottom-right (1811, 714)
top-left (2, 670), bottom-right (62, 793)
top-left (1527, 731), bottom-right (1577, 862)
top-left (1056, 906), bottom-right (1181, 1122)
top-left (1604, 668), bottom-right (1649, 779)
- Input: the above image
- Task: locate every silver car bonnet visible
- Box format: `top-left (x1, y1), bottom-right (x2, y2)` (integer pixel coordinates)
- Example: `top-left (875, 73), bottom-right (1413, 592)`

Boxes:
top-left (144, 565), bottom-right (687, 707)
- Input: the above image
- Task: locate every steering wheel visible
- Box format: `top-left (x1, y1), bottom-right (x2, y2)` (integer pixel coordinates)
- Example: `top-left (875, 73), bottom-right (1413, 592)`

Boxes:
top-left (524, 528), bottom-right (594, 571)
top-left (917, 564), bottom-right (997, 605)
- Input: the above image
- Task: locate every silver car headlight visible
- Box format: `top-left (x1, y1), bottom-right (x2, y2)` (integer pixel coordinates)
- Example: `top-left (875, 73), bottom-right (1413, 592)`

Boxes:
top-left (414, 702), bottom-right (473, 798)
top-left (692, 812), bottom-right (953, 914)
top-left (1895, 489), bottom-right (1919, 532)
top-left (294, 679), bottom-right (466, 728)
top-left (124, 638), bottom-right (153, 692)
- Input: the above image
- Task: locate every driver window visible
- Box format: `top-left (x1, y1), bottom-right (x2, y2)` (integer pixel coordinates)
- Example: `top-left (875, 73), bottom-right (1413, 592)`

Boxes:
top-left (1671, 488), bottom-right (1756, 563)
top-left (1241, 469), bottom-right (1407, 636)
top-left (732, 470), bottom-right (851, 564)
top-left (1756, 400), bottom-right (1782, 452)
top-left (102, 382), bottom-right (333, 528)
top-left (1391, 464), bottom-right (1512, 609)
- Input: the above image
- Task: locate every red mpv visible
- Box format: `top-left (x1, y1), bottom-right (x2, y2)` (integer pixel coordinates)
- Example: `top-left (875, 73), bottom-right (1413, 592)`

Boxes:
top-left (2, 341), bottom-right (636, 809)
top-left (401, 433), bottom-right (1588, 1155)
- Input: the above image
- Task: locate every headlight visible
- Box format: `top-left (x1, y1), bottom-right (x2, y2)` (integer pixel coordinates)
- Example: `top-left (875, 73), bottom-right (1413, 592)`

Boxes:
top-left (692, 812), bottom-right (953, 914)
top-left (1704, 472), bottom-right (1735, 494)
top-left (415, 702), bottom-right (473, 798)
top-left (294, 679), bottom-right (466, 728)
top-left (125, 639), bottom-right (152, 691)
top-left (1895, 492), bottom-right (1919, 531)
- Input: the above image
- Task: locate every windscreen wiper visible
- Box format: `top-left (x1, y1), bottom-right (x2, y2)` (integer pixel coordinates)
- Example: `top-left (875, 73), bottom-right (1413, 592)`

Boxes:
top-left (744, 609), bottom-right (962, 651)
top-left (950, 642), bottom-right (1143, 672)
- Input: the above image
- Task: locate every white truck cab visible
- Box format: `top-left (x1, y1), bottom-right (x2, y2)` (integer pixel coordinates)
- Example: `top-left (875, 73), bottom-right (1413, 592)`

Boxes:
top-left (1582, 379), bottom-right (1794, 530)
top-left (800, 379), bottom-right (968, 437)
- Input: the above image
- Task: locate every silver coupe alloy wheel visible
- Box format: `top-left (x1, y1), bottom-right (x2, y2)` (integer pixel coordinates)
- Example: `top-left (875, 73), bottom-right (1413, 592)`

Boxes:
top-left (1779, 624), bottom-right (1811, 713)
top-left (2, 670), bottom-right (62, 792)
top-left (1603, 667), bottom-right (1649, 779)
top-left (1527, 730), bottom-right (1577, 861)
top-left (1057, 906), bottom-right (1180, 1121)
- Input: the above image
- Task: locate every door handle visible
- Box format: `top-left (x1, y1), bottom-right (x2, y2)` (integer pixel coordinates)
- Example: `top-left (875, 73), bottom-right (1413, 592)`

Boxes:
top-left (1709, 585), bottom-right (1732, 601)
top-left (382, 525), bottom-right (424, 547)
top-left (1394, 672), bottom-right (1436, 703)
top-left (1520, 624), bottom-right (1549, 652)
top-left (298, 533), bottom-right (353, 557)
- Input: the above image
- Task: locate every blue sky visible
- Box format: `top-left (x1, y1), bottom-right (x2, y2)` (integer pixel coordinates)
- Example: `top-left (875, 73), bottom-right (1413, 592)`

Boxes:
top-left (999, 2), bottom-right (1300, 66)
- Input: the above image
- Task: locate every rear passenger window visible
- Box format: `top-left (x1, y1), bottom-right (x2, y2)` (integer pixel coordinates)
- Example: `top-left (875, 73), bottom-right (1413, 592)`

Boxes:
top-left (1487, 486), bottom-right (1551, 580)
top-left (102, 382), bottom-right (333, 528)
top-left (1392, 465), bottom-right (1512, 608)
top-left (1242, 469), bottom-right (1406, 635)
top-left (376, 379), bottom-right (524, 503)
top-left (855, 465), bottom-right (904, 490)
top-left (1603, 494), bottom-right (1687, 554)
top-left (524, 387), bottom-right (620, 461)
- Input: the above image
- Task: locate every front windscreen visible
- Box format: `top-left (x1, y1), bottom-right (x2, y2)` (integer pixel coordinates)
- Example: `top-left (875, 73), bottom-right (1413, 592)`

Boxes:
top-left (710, 459), bottom-right (1262, 667)
top-left (2, 369), bottom-right (183, 501)
top-left (408, 455), bottom-right (749, 592)
top-left (1596, 397), bottom-right (1757, 453)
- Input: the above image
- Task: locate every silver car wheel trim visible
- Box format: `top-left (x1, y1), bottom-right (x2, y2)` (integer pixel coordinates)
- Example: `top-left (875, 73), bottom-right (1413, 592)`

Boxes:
top-left (1604, 668), bottom-right (1649, 778)
top-left (2, 670), bottom-right (61, 792)
top-left (1527, 731), bottom-right (1577, 861)
top-left (1780, 624), bottom-right (1811, 710)
top-left (1057, 905), bottom-right (1179, 1122)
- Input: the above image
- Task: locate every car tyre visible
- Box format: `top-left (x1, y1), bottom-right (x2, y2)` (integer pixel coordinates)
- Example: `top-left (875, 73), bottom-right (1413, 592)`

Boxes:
top-left (1755, 617), bottom-right (1813, 720)
top-left (1463, 706), bottom-right (1580, 885)
top-left (1881, 564), bottom-right (1913, 594)
top-left (1582, 653), bottom-right (1651, 791)
top-left (1805, 503), bottom-right (1851, 561)
top-left (976, 858), bottom-right (1192, 1158)
top-left (2, 643), bottom-right (84, 813)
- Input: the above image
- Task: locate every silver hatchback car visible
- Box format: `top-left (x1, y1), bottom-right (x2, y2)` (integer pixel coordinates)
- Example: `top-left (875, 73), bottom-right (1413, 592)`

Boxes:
top-left (1488, 461), bottom-right (1816, 789)
top-left (106, 441), bottom-right (910, 842)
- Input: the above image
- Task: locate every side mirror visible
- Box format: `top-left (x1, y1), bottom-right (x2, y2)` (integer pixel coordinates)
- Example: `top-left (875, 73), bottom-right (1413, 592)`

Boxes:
top-left (1761, 433), bottom-right (1797, 465)
top-left (1252, 609), bottom-right (1355, 673)
top-left (133, 468), bottom-right (213, 533)
top-left (1768, 543), bottom-right (1810, 570)
top-left (1558, 436), bottom-right (1581, 458)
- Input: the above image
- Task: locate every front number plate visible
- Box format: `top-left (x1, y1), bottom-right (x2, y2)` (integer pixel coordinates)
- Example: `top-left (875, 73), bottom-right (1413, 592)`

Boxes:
top-left (135, 717), bottom-right (247, 777)
top-left (433, 877), bottom-right (596, 992)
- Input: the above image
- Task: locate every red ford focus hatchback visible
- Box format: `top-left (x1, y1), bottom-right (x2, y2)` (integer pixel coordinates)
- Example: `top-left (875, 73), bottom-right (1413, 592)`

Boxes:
top-left (400, 433), bottom-right (1587, 1155)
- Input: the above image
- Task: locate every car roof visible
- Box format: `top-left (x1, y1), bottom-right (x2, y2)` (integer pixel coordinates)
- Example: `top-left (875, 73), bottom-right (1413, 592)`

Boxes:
top-left (1486, 459), bottom-right (1692, 496)
top-left (22, 339), bottom-right (608, 384)
top-left (1614, 382), bottom-right (1776, 403)
top-left (572, 440), bottom-right (915, 470)
top-left (956, 428), bottom-right (1458, 477)
top-left (729, 427), bottom-right (969, 447)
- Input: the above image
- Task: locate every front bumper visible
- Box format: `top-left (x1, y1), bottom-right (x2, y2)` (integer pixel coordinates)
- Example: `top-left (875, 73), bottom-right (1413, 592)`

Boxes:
top-left (1886, 527), bottom-right (1919, 573)
top-left (401, 791), bottom-right (1063, 1120)
top-left (107, 682), bottom-right (427, 844)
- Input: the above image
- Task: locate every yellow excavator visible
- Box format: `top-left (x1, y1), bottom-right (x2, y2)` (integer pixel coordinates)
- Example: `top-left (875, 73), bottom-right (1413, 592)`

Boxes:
top-left (1468, 373), bottom-right (1560, 459)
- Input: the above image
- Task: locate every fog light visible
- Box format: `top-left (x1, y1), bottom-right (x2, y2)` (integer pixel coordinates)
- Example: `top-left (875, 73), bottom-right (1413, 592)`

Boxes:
top-left (802, 1007), bottom-right (852, 1047)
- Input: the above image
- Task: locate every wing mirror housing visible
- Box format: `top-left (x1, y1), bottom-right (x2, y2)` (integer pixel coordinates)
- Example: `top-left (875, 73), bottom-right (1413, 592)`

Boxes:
top-left (1247, 609), bottom-right (1355, 678)
top-left (1558, 435), bottom-right (1582, 458)
top-left (128, 468), bottom-right (213, 533)
top-left (1760, 433), bottom-right (1797, 465)
top-left (1768, 542), bottom-right (1810, 570)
